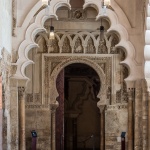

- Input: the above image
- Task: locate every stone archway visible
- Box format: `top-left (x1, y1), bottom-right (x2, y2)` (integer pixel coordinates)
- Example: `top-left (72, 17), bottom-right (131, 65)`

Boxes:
top-left (43, 55), bottom-right (110, 150)
top-left (9, 1), bottom-right (141, 150)
top-left (56, 63), bottom-right (101, 150)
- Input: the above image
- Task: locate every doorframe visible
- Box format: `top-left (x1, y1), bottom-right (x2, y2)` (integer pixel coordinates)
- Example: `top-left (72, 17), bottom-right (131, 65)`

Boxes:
top-left (42, 54), bottom-right (112, 149)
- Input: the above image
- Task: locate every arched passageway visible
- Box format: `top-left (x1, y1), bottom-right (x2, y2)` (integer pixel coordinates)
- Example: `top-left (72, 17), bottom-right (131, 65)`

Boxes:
top-left (56, 63), bottom-right (100, 150)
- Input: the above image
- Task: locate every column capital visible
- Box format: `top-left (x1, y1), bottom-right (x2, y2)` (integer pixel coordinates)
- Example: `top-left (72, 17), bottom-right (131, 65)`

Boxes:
top-left (50, 102), bottom-right (59, 112)
top-left (145, 78), bottom-right (150, 93)
top-left (127, 88), bottom-right (135, 92)
top-left (98, 105), bottom-right (106, 114)
top-left (18, 87), bottom-right (25, 100)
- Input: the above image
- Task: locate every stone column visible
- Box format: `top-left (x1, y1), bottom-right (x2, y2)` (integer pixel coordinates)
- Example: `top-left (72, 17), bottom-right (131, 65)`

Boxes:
top-left (142, 80), bottom-right (148, 150)
top-left (18, 87), bottom-right (26, 150)
top-left (134, 80), bottom-right (142, 150)
top-left (99, 105), bottom-right (106, 150)
top-left (50, 102), bottom-right (59, 150)
top-left (148, 92), bottom-right (150, 149)
top-left (7, 78), bottom-right (20, 150)
top-left (127, 88), bottom-right (134, 150)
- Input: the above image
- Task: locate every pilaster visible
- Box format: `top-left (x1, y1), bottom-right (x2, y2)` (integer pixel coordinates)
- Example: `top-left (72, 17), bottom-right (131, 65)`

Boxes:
top-left (18, 86), bottom-right (26, 150)
top-left (50, 102), bottom-right (59, 150)
top-left (134, 80), bottom-right (142, 150)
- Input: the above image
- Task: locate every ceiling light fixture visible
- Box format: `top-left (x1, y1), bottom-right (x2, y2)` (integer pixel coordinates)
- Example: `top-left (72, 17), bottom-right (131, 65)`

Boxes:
top-left (49, 18), bottom-right (55, 40)
top-left (100, 19), bottom-right (105, 41)
top-left (42, 0), bottom-right (51, 6)
top-left (102, 0), bottom-right (114, 13)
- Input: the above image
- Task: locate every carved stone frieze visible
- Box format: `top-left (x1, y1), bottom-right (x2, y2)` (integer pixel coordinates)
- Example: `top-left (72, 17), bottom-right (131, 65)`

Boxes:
top-left (25, 105), bottom-right (49, 109)
top-left (26, 94), bottom-right (33, 103)
top-left (47, 39), bottom-right (59, 53)
top-left (35, 31), bottom-right (124, 56)
top-left (98, 63), bottom-right (106, 73)
top-left (86, 38), bottom-right (96, 53)
top-left (98, 39), bottom-right (108, 54)
top-left (62, 37), bottom-right (71, 53)
top-left (26, 93), bottom-right (41, 103)
top-left (106, 104), bottom-right (128, 110)
top-left (12, 0), bottom-right (16, 36)
top-left (116, 89), bottom-right (121, 103)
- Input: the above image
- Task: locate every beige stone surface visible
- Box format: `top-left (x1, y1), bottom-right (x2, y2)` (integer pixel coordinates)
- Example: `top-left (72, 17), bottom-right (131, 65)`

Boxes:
top-left (0, 0), bottom-right (149, 149)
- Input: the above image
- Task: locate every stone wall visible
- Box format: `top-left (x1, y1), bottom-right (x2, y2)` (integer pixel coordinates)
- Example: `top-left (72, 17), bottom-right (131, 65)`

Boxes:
top-left (0, 0), bottom-right (12, 56)
top-left (105, 104), bottom-right (128, 150)
top-left (25, 108), bottom-right (50, 150)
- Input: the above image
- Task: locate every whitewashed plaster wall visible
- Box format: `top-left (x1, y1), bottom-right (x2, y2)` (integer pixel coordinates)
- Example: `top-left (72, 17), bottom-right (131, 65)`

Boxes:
top-left (17, 0), bottom-right (38, 26)
top-left (0, 0), bottom-right (12, 57)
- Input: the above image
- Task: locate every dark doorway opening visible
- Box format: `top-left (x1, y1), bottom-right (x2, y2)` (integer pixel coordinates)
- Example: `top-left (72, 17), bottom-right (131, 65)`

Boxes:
top-left (56, 63), bottom-right (100, 150)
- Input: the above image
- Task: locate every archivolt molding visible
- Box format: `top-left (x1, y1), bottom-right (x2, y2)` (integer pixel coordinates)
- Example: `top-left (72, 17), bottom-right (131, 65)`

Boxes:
top-left (46, 56), bottom-right (107, 105)
top-left (13, 0), bottom-right (140, 85)
top-left (84, 0), bottom-right (140, 82)
top-left (13, 0), bottom-right (71, 79)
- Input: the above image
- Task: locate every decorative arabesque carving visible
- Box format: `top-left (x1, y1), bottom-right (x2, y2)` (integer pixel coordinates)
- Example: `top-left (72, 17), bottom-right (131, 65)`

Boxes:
top-left (36, 36), bottom-right (47, 53)
top-left (115, 65), bottom-right (129, 103)
top-left (35, 31), bottom-right (124, 55)
top-left (110, 36), bottom-right (119, 54)
top-left (74, 37), bottom-right (83, 53)
top-left (86, 38), bottom-right (96, 53)
top-left (12, 0), bottom-right (16, 36)
top-left (98, 39), bottom-right (108, 54)
top-left (44, 57), bottom-right (50, 104)
top-left (26, 94), bottom-right (33, 103)
top-left (47, 39), bottom-right (59, 53)
top-left (27, 31), bottom-right (126, 107)
top-left (99, 63), bottom-right (106, 73)
top-left (62, 37), bottom-right (71, 53)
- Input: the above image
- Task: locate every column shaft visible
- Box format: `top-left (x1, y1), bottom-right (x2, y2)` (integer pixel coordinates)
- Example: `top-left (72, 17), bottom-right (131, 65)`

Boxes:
top-left (51, 111), bottom-right (56, 150)
top-left (128, 88), bottom-right (134, 150)
top-left (134, 83), bottom-right (142, 150)
top-left (18, 87), bottom-right (26, 150)
top-left (50, 103), bottom-right (58, 150)
top-left (99, 105), bottom-right (105, 150)
top-left (142, 91), bottom-right (148, 150)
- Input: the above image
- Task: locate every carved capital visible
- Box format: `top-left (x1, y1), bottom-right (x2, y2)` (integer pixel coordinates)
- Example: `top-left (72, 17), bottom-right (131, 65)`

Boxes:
top-left (18, 87), bottom-right (25, 100)
top-left (127, 88), bottom-right (134, 99)
top-left (50, 102), bottom-right (59, 112)
top-left (98, 105), bottom-right (106, 114)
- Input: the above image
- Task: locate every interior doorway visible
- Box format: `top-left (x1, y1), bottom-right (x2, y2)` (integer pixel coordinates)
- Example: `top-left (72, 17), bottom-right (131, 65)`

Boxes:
top-left (56, 63), bottom-right (101, 150)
